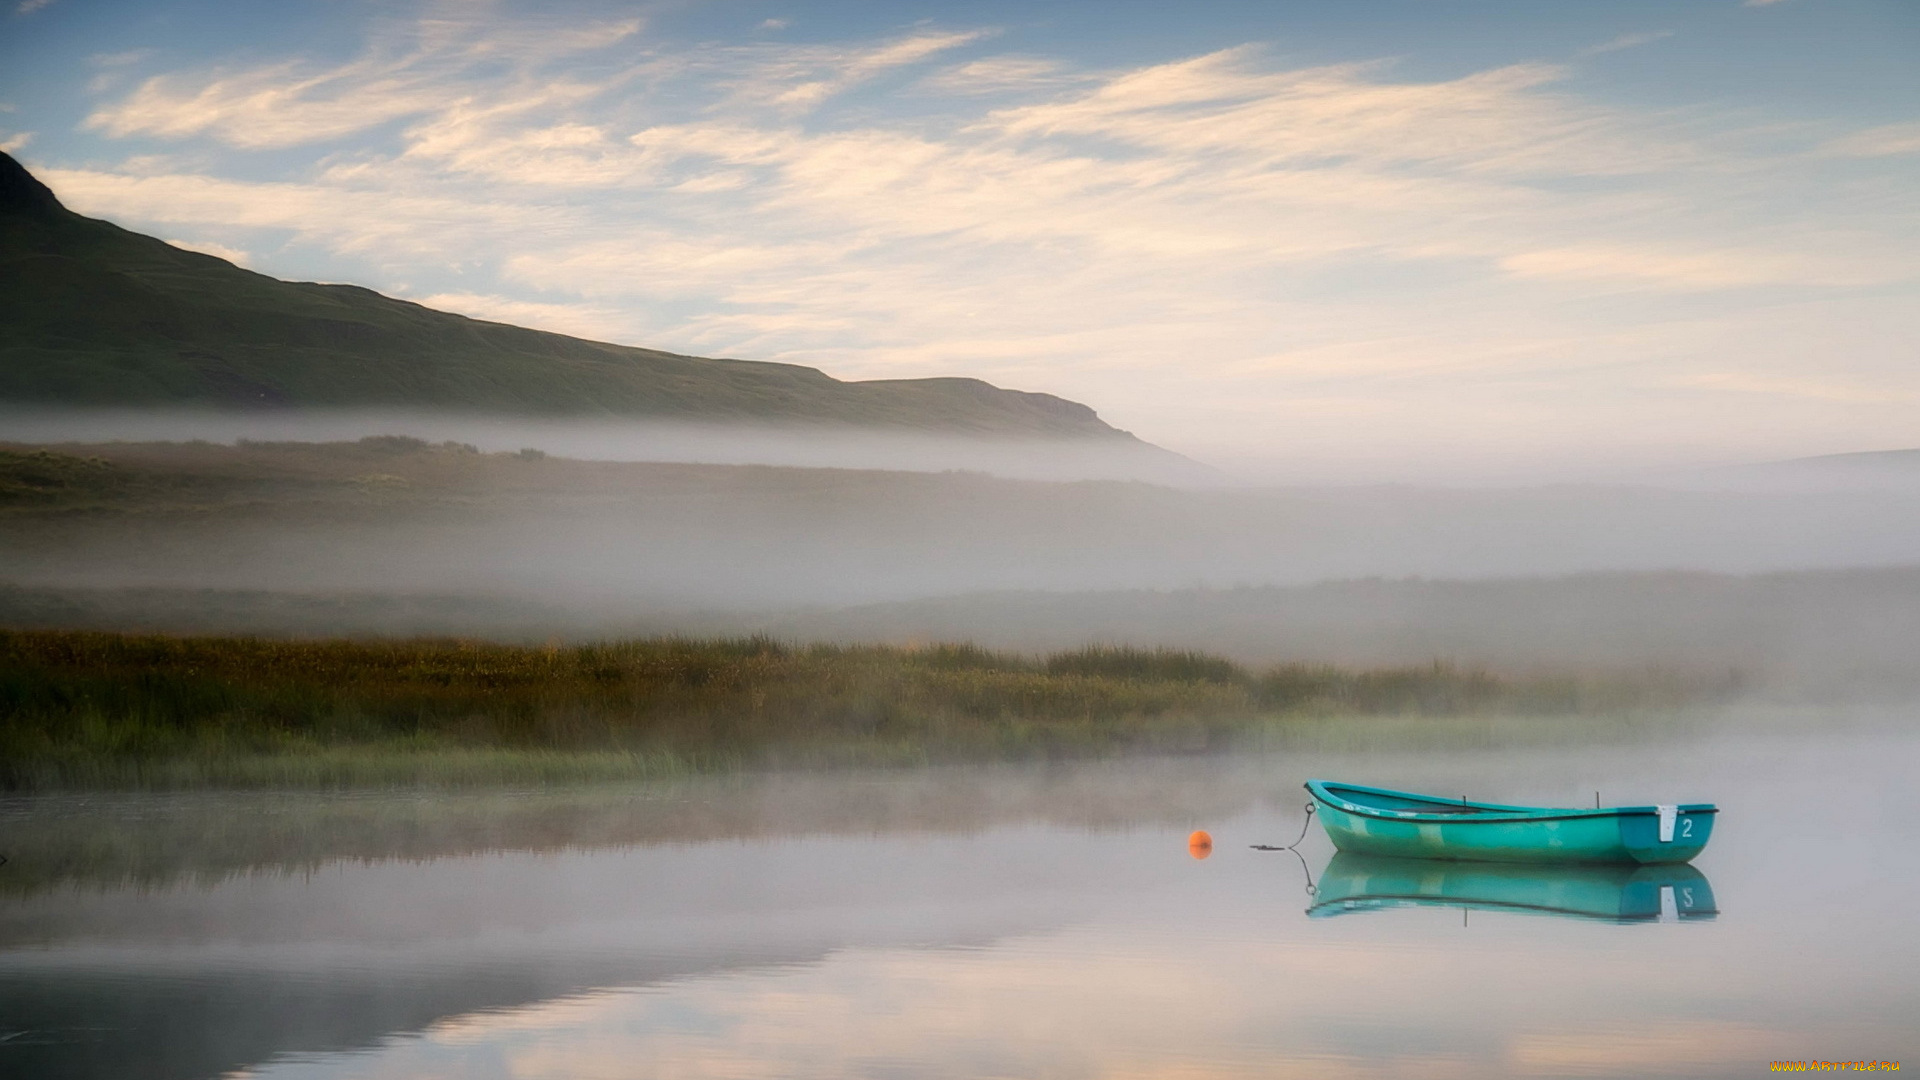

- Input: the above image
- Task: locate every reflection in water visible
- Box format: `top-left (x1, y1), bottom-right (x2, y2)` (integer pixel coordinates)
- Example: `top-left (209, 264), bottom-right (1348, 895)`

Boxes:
top-left (1309, 853), bottom-right (1720, 922)
top-left (2, 733), bottom-right (1917, 1079)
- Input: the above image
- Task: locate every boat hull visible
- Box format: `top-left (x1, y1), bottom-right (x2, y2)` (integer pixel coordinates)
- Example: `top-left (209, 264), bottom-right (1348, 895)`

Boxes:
top-left (1308, 780), bottom-right (1716, 865)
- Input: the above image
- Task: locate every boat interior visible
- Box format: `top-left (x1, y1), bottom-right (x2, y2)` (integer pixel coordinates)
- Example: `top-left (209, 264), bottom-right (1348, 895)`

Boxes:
top-left (1316, 782), bottom-right (1525, 815)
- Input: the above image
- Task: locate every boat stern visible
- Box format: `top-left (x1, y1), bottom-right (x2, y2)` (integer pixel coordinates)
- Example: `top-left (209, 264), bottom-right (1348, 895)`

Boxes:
top-left (1621, 804), bottom-right (1717, 864)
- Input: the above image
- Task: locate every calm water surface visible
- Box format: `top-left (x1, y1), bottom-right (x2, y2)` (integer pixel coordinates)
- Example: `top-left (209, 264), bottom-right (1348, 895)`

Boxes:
top-left (2, 725), bottom-right (1915, 1079)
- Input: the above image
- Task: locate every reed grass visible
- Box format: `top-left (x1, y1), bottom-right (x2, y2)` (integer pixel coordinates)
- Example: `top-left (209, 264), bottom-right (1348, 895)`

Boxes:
top-left (0, 630), bottom-right (1726, 790)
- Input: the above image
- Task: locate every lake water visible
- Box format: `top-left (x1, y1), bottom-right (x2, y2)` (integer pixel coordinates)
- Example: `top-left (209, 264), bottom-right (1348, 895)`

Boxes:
top-left (3, 723), bottom-right (1915, 1079)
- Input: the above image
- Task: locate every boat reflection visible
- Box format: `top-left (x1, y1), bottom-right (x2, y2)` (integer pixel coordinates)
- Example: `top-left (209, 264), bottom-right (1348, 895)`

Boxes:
top-left (1307, 852), bottom-right (1719, 922)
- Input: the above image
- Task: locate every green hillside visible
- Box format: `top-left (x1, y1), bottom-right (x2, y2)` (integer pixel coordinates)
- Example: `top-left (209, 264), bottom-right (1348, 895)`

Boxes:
top-left (0, 152), bottom-right (1128, 437)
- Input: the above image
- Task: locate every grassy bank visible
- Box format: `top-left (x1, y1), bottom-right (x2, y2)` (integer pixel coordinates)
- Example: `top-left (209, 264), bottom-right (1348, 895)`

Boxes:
top-left (0, 630), bottom-right (1728, 790)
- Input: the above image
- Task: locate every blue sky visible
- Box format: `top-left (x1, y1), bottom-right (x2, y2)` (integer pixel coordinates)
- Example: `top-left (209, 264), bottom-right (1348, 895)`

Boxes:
top-left (4, 0), bottom-right (1918, 481)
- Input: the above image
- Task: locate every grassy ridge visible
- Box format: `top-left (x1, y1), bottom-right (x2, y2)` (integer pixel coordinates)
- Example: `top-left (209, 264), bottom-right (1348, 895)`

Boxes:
top-left (0, 439), bottom-right (484, 514)
top-left (0, 630), bottom-right (1724, 789)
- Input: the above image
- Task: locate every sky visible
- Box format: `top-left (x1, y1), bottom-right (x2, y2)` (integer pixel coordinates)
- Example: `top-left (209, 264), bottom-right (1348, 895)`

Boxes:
top-left (3, 0), bottom-right (1918, 483)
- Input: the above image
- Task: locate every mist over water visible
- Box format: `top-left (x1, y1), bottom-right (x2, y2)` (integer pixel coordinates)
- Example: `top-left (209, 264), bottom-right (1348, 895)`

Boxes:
top-left (3, 724), bottom-right (1914, 1080)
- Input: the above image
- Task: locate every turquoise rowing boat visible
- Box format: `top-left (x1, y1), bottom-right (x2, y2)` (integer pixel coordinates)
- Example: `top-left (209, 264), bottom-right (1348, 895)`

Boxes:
top-left (1307, 853), bottom-right (1718, 922)
top-left (1306, 779), bottom-right (1716, 865)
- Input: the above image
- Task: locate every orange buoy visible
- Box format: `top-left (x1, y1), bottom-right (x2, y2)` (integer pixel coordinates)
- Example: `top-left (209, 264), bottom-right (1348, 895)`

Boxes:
top-left (1188, 829), bottom-right (1213, 859)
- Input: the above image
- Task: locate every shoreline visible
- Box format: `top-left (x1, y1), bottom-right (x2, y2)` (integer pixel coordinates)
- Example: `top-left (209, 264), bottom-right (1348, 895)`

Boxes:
top-left (0, 629), bottom-right (1727, 792)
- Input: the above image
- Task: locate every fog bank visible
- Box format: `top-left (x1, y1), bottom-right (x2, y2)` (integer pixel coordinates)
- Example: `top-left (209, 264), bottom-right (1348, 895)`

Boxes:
top-left (8, 437), bottom-right (1920, 609)
top-left (0, 409), bottom-right (1215, 485)
top-left (8, 435), bottom-right (1920, 694)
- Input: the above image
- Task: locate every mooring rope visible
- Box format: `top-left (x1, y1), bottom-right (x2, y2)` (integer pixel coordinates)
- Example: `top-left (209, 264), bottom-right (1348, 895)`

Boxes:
top-left (1251, 801), bottom-right (1318, 896)
top-left (1250, 801), bottom-right (1316, 853)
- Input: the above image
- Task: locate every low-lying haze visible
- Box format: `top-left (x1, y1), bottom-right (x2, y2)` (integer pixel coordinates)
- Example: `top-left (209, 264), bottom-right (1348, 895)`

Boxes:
top-left (7, 434), bottom-right (1920, 693)
top-left (0, 410), bottom-right (1214, 484)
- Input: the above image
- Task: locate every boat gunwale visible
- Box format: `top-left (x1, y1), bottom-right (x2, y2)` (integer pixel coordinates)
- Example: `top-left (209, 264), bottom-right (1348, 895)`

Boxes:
top-left (1305, 779), bottom-right (1718, 825)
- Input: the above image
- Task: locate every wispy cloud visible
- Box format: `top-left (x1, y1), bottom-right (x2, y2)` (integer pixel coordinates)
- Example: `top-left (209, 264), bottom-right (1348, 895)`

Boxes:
top-left (719, 30), bottom-right (988, 113)
top-left (89, 49), bottom-right (154, 67)
top-left (1498, 243), bottom-right (1866, 290)
top-left (918, 56), bottom-right (1079, 95)
top-left (1580, 31), bottom-right (1674, 56)
top-left (15, 0), bottom-right (55, 15)
top-left (1820, 122), bottom-right (1920, 158)
top-left (981, 52), bottom-right (1683, 177)
top-left (84, 16), bottom-right (644, 148)
top-left (411, 291), bottom-right (645, 343)
top-left (42, 167), bottom-right (570, 260)
top-left (1674, 371), bottom-right (1901, 404)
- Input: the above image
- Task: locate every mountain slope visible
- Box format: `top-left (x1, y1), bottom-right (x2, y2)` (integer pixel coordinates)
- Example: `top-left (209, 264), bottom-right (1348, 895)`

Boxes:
top-left (0, 152), bottom-right (1129, 438)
